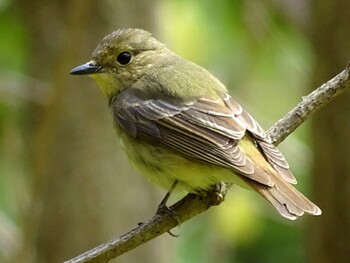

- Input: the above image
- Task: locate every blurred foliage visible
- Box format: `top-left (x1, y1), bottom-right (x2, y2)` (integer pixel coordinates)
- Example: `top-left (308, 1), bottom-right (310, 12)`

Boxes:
top-left (0, 0), bottom-right (324, 262)
top-left (0, 1), bottom-right (30, 261)
top-left (0, 1), bottom-right (29, 218)
top-left (0, 2), bottom-right (27, 71)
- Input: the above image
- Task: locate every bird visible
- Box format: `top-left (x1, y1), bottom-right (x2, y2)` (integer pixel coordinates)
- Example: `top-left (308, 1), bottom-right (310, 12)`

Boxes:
top-left (70, 28), bottom-right (321, 220)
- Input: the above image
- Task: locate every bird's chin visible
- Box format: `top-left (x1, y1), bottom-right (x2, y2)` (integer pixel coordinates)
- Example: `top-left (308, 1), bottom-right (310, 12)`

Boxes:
top-left (91, 73), bottom-right (121, 98)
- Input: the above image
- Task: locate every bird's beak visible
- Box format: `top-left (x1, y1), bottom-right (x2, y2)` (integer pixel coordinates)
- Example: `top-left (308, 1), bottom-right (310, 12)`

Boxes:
top-left (70, 61), bottom-right (102, 75)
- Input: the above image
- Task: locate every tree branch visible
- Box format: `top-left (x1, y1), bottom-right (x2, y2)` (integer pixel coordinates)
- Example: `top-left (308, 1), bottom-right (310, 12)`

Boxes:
top-left (64, 64), bottom-right (350, 263)
top-left (267, 63), bottom-right (350, 144)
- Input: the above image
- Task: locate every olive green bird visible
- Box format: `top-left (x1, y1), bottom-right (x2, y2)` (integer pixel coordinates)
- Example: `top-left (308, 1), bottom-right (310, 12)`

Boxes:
top-left (71, 28), bottom-right (321, 220)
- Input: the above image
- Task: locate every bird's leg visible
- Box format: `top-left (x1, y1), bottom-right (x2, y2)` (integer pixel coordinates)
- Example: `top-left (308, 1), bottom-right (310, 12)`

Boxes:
top-left (156, 180), bottom-right (181, 237)
top-left (157, 180), bottom-right (178, 210)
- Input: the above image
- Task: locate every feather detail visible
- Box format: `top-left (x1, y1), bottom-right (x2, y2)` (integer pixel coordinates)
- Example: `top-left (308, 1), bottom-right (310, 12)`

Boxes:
top-left (243, 174), bottom-right (321, 220)
top-left (112, 89), bottom-right (321, 219)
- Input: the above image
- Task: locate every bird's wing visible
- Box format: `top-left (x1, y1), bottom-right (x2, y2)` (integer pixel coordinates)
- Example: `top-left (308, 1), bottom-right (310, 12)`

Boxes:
top-left (112, 90), bottom-right (296, 186)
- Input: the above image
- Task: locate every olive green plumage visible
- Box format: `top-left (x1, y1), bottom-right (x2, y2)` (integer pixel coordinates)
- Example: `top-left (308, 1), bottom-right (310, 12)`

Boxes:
top-left (71, 28), bottom-right (321, 220)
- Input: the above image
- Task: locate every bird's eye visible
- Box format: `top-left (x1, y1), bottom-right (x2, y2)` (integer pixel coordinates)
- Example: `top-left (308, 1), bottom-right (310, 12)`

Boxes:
top-left (116, 52), bottom-right (132, 65)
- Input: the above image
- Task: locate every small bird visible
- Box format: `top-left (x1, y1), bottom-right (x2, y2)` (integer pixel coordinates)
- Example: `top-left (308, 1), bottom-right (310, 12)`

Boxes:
top-left (71, 28), bottom-right (321, 220)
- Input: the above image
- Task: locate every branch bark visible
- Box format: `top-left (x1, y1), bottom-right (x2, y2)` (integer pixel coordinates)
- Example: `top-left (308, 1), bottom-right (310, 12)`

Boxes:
top-left (64, 64), bottom-right (350, 263)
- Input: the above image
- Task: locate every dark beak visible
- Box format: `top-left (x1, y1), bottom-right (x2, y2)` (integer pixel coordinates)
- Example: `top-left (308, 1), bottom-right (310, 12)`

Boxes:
top-left (70, 61), bottom-right (102, 75)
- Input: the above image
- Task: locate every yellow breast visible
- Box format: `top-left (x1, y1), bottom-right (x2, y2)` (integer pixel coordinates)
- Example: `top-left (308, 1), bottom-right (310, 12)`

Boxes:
top-left (118, 130), bottom-right (240, 192)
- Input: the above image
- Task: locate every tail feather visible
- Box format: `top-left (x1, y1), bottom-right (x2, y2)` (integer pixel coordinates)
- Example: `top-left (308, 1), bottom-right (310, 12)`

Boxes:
top-left (272, 172), bottom-right (321, 216)
top-left (242, 174), bottom-right (321, 220)
top-left (239, 135), bottom-right (321, 220)
top-left (256, 185), bottom-right (300, 220)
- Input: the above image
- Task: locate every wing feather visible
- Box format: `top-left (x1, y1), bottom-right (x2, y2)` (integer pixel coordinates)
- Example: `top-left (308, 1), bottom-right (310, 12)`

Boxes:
top-left (112, 90), bottom-right (321, 218)
top-left (235, 101), bottom-right (297, 184)
top-left (113, 90), bottom-right (277, 186)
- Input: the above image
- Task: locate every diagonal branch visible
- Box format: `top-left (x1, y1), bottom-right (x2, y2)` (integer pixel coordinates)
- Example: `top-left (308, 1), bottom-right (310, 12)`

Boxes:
top-left (64, 64), bottom-right (350, 263)
top-left (267, 63), bottom-right (350, 145)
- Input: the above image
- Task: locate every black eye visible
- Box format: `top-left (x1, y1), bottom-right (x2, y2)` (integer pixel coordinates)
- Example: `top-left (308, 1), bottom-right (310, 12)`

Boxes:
top-left (116, 52), bottom-right (132, 65)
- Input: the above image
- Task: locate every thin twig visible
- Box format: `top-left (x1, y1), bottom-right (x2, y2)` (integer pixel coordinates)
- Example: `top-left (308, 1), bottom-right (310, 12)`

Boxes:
top-left (267, 63), bottom-right (350, 144)
top-left (64, 65), bottom-right (350, 263)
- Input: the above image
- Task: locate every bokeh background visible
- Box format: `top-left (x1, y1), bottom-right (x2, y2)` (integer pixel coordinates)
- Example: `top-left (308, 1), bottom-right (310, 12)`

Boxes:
top-left (0, 0), bottom-right (349, 262)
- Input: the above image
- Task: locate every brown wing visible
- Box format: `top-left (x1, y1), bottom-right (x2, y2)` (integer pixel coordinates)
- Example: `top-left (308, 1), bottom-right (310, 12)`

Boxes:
top-left (112, 90), bottom-right (321, 219)
top-left (223, 98), bottom-right (297, 184)
top-left (112, 89), bottom-right (288, 186)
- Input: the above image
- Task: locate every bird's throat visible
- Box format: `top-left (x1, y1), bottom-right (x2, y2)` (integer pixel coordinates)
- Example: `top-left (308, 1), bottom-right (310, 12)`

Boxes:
top-left (91, 73), bottom-right (121, 99)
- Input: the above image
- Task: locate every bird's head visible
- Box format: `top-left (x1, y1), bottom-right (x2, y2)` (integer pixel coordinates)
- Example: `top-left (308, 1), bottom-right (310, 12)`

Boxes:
top-left (70, 28), bottom-right (166, 97)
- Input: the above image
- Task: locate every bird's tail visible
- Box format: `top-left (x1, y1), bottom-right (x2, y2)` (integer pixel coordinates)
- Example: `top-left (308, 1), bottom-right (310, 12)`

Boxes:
top-left (243, 173), bottom-right (322, 220)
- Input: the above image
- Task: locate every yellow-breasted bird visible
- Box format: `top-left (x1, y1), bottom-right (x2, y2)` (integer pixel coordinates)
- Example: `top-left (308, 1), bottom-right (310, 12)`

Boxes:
top-left (71, 28), bottom-right (321, 220)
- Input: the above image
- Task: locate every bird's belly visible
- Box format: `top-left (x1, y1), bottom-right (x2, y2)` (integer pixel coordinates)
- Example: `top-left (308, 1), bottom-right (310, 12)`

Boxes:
top-left (118, 133), bottom-right (240, 192)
